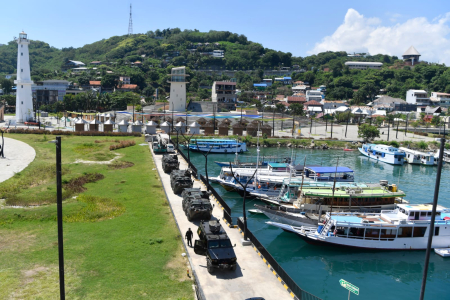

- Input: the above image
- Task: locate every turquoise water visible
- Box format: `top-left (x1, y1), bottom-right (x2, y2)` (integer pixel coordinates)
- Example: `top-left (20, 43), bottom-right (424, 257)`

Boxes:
top-left (182, 147), bottom-right (450, 300)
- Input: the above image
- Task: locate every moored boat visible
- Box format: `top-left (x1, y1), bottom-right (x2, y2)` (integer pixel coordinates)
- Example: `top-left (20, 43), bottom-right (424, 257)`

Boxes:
top-left (399, 147), bottom-right (435, 165)
top-left (359, 143), bottom-right (406, 165)
top-left (268, 203), bottom-right (450, 250)
top-left (183, 138), bottom-right (247, 154)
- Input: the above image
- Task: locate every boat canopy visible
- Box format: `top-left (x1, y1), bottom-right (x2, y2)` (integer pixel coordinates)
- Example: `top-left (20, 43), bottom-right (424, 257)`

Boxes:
top-left (306, 166), bottom-right (354, 174)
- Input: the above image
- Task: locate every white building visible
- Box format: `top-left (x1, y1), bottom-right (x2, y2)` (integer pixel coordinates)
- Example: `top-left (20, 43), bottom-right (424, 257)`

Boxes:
top-left (168, 66), bottom-right (189, 112)
top-left (119, 76), bottom-right (130, 84)
top-left (306, 90), bottom-right (323, 102)
top-left (212, 50), bottom-right (224, 58)
top-left (344, 61), bottom-right (383, 70)
top-left (14, 31), bottom-right (34, 123)
top-left (211, 81), bottom-right (237, 103)
top-left (406, 89), bottom-right (430, 106)
top-left (430, 92), bottom-right (450, 107)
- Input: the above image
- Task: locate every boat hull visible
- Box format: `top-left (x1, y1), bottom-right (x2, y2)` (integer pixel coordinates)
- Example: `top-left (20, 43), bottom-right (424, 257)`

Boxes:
top-left (258, 206), bottom-right (318, 227)
top-left (358, 147), bottom-right (404, 165)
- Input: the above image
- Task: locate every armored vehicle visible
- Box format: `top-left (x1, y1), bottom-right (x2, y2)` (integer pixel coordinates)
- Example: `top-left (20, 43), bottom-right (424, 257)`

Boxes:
top-left (194, 220), bottom-right (237, 274)
top-left (162, 154), bottom-right (179, 173)
top-left (181, 188), bottom-right (212, 221)
top-left (170, 169), bottom-right (193, 194)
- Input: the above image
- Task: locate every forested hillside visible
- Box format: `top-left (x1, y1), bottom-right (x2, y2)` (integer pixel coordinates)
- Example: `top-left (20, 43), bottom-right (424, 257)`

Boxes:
top-left (1, 28), bottom-right (449, 103)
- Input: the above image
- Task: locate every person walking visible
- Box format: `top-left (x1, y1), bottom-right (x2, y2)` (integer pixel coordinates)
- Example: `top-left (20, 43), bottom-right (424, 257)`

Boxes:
top-left (185, 228), bottom-right (193, 247)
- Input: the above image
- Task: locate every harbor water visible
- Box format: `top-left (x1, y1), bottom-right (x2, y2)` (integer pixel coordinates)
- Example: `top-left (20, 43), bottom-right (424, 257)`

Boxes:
top-left (182, 147), bottom-right (450, 300)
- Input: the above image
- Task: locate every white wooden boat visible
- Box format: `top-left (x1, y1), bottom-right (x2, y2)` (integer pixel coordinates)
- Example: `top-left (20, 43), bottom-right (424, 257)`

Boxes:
top-left (434, 149), bottom-right (450, 165)
top-left (267, 203), bottom-right (450, 250)
top-left (399, 147), bottom-right (435, 165)
top-left (359, 144), bottom-right (406, 165)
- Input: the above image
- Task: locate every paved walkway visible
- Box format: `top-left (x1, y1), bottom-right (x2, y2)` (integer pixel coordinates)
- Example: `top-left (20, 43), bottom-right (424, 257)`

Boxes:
top-left (151, 146), bottom-right (292, 300)
top-left (0, 137), bottom-right (36, 183)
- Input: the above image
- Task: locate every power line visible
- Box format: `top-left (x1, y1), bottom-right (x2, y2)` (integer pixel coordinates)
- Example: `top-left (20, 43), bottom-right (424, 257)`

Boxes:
top-left (128, 4), bottom-right (133, 35)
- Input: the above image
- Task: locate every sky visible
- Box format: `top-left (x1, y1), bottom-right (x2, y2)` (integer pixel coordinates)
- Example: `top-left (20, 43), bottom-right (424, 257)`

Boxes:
top-left (1, 0), bottom-right (449, 64)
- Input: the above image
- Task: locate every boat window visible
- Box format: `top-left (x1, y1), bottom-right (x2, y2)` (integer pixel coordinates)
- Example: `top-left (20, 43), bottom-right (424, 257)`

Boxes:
top-left (365, 228), bottom-right (380, 239)
top-left (409, 212), bottom-right (414, 217)
top-left (348, 227), bottom-right (364, 238)
top-left (397, 227), bottom-right (413, 238)
top-left (380, 229), bottom-right (397, 238)
top-left (420, 212), bottom-right (426, 216)
top-left (427, 212), bottom-right (432, 216)
top-left (435, 227), bottom-right (440, 236)
top-left (334, 227), bottom-right (348, 237)
top-left (413, 227), bottom-right (427, 238)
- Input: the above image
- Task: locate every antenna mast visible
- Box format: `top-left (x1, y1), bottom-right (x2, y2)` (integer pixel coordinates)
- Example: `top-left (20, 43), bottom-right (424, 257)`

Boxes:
top-left (128, 4), bottom-right (133, 35)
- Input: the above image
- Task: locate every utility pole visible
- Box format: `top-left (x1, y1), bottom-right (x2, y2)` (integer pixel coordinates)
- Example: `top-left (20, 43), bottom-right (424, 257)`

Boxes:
top-left (331, 115), bottom-right (334, 139)
top-left (272, 109), bottom-right (275, 137)
top-left (387, 119), bottom-right (390, 141)
top-left (396, 118), bottom-right (400, 139)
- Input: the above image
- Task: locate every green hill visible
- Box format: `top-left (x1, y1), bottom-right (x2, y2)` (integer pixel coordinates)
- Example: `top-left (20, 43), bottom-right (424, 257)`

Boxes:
top-left (1, 28), bottom-right (449, 103)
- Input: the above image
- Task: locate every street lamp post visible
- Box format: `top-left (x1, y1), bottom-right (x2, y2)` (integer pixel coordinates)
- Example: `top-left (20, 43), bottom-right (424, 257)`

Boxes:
top-left (50, 137), bottom-right (65, 300)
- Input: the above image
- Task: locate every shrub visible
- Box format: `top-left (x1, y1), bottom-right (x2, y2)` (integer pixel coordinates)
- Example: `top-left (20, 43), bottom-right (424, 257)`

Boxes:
top-left (417, 141), bottom-right (428, 150)
top-left (389, 141), bottom-right (400, 148)
top-left (6, 128), bottom-right (141, 137)
top-left (110, 140), bottom-right (136, 151)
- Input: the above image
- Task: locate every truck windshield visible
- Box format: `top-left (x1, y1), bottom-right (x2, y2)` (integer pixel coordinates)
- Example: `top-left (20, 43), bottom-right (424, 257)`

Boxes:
top-left (208, 239), bottom-right (233, 249)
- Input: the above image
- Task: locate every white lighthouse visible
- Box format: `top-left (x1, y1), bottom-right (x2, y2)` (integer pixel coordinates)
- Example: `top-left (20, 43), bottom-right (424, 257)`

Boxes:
top-left (168, 66), bottom-right (189, 112)
top-left (14, 31), bottom-right (34, 123)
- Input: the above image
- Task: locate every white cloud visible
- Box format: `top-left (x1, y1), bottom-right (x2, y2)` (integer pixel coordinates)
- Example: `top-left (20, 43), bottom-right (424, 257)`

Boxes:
top-left (310, 9), bottom-right (450, 64)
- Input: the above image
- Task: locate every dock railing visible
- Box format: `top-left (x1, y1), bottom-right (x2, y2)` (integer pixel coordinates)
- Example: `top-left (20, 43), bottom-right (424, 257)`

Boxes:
top-left (175, 143), bottom-right (198, 179)
top-left (237, 218), bottom-right (322, 300)
top-left (199, 174), bottom-right (233, 225)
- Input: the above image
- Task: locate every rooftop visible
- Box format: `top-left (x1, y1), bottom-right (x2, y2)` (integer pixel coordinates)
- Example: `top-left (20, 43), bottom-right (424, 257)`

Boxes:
top-left (403, 46), bottom-right (421, 56)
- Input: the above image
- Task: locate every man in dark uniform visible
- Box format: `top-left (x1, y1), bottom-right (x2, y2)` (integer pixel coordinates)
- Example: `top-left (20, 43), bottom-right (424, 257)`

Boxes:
top-left (185, 228), bottom-right (193, 247)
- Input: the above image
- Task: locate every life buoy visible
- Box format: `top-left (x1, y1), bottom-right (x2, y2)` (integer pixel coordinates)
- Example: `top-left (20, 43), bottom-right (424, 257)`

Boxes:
top-left (317, 173), bottom-right (321, 177)
top-left (258, 185), bottom-right (261, 189)
top-left (274, 187), bottom-right (277, 190)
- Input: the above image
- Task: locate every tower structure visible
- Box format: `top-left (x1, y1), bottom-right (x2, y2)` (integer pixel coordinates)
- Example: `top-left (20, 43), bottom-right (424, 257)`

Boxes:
top-left (168, 67), bottom-right (189, 112)
top-left (128, 4), bottom-right (133, 35)
top-left (14, 31), bottom-right (34, 123)
top-left (403, 46), bottom-right (421, 66)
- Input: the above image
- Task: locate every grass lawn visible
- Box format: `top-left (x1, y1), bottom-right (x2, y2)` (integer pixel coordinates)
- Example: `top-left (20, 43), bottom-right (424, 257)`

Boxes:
top-left (0, 134), bottom-right (193, 299)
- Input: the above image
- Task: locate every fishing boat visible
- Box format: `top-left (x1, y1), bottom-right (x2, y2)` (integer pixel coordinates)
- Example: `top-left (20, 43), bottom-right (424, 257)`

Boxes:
top-left (267, 203), bottom-right (450, 250)
top-left (209, 163), bottom-right (295, 196)
top-left (182, 138), bottom-right (247, 154)
top-left (304, 166), bottom-right (354, 182)
top-left (399, 147), bottom-right (435, 165)
top-left (434, 149), bottom-right (450, 165)
top-left (358, 144), bottom-right (406, 165)
top-left (296, 182), bottom-right (407, 212)
top-left (343, 148), bottom-right (354, 151)
top-left (215, 154), bottom-right (293, 168)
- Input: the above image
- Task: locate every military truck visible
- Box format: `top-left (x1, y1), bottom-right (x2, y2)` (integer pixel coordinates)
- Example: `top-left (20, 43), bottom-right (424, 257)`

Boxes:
top-left (170, 169), bottom-right (193, 194)
top-left (194, 220), bottom-right (237, 274)
top-left (162, 154), bottom-right (179, 173)
top-left (181, 188), bottom-right (212, 221)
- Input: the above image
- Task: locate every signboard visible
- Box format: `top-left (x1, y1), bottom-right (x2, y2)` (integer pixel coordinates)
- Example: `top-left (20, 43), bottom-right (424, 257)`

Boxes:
top-left (340, 279), bottom-right (359, 296)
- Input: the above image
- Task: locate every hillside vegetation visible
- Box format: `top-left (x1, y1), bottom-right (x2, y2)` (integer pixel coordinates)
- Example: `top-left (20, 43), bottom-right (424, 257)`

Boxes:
top-left (1, 28), bottom-right (449, 105)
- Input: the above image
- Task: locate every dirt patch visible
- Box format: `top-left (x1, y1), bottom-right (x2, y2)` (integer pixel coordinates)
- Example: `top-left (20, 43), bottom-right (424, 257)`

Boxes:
top-left (108, 161), bottom-right (135, 170)
top-left (23, 266), bottom-right (49, 284)
top-left (0, 229), bottom-right (36, 252)
top-left (64, 173), bottom-right (104, 193)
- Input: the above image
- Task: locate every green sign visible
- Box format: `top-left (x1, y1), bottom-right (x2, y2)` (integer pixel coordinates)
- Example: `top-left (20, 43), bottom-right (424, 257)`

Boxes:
top-left (340, 279), bottom-right (359, 296)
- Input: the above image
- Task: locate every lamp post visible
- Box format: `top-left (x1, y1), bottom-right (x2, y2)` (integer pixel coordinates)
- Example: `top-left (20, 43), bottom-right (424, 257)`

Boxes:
top-left (272, 109), bottom-right (275, 137)
top-left (345, 110), bottom-right (350, 138)
top-left (50, 136), bottom-right (65, 300)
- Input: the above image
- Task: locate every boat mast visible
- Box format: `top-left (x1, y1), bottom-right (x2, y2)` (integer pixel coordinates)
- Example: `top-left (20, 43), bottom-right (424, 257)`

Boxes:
top-left (255, 121), bottom-right (260, 185)
top-left (329, 157), bottom-right (339, 215)
top-left (298, 156), bottom-right (307, 206)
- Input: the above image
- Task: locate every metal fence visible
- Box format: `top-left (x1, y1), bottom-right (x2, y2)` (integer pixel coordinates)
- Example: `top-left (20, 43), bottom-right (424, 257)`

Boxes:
top-left (237, 218), bottom-right (322, 300)
top-left (199, 174), bottom-right (234, 225)
top-left (176, 146), bottom-right (198, 179)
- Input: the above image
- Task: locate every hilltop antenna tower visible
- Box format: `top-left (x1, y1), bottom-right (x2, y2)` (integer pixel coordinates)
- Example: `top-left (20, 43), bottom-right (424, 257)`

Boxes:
top-left (128, 4), bottom-right (133, 35)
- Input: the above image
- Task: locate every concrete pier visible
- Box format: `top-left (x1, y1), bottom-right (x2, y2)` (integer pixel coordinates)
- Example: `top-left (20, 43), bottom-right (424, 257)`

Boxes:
top-left (150, 145), bottom-right (292, 300)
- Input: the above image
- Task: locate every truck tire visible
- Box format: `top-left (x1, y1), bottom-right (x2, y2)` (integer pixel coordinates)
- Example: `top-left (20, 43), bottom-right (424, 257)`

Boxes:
top-left (187, 214), bottom-right (192, 221)
top-left (230, 264), bottom-right (237, 272)
top-left (207, 259), bottom-right (214, 274)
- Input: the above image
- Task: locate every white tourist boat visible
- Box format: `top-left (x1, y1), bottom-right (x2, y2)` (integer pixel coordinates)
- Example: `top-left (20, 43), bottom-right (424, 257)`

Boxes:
top-left (399, 147), bottom-right (435, 165)
top-left (358, 144), bottom-right (406, 165)
top-left (267, 203), bottom-right (450, 250)
top-left (434, 149), bottom-right (450, 165)
top-left (183, 138), bottom-right (247, 154)
top-left (434, 248), bottom-right (450, 257)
